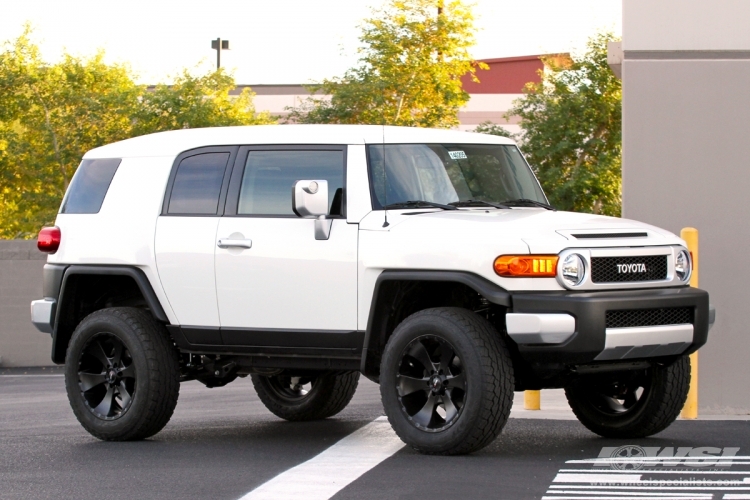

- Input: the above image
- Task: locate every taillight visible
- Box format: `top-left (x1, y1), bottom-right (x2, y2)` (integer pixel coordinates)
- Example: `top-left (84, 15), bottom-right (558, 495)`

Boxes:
top-left (37, 226), bottom-right (61, 254)
top-left (494, 255), bottom-right (558, 277)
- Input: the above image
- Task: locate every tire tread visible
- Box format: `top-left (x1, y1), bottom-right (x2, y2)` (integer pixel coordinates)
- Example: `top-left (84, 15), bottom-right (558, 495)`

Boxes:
top-left (252, 371), bottom-right (360, 421)
top-left (381, 307), bottom-right (514, 455)
top-left (565, 356), bottom-right (690, 439)
top-left (66, 307), bottom-right (180, 441)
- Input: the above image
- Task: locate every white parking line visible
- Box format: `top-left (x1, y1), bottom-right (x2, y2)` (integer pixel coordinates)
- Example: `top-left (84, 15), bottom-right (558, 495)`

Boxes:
top-left (238, 416), bottom-right (405, 500)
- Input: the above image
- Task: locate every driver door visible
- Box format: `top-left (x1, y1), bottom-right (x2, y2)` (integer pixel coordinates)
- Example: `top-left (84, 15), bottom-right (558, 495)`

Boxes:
top-left (214, 145), bottom-right (358, 346)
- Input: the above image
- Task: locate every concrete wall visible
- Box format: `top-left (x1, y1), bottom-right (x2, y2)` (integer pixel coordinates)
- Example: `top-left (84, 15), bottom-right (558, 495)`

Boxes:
top-left (0, 241), bottom-right (53, 367)
top-left (623, 0), bottom-right (750, 51)
top-left (622, 0), bottom-right (750, 412)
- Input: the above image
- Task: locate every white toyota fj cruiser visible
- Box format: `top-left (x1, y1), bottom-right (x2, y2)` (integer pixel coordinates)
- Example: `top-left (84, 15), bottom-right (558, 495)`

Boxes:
top-left (31, 125), bottom-right (713, 455)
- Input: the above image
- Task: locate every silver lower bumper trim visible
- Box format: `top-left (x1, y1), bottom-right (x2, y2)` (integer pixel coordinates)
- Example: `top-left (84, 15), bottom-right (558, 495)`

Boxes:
top-left (595, 323), bottom-right (694, 361)
top-left (506, 313), bottom-right (576, 344)
top-left (30, 298), bottom-right (56, 334)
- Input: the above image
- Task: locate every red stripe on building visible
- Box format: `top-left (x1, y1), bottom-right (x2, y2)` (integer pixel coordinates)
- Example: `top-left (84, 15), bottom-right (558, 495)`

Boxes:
top-left (461, 55), bottom-right (546, 94)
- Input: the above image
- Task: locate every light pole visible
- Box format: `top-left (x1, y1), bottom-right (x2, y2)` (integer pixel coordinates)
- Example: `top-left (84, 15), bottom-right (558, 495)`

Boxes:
top-left (211, 38), bottom-right (230, 70)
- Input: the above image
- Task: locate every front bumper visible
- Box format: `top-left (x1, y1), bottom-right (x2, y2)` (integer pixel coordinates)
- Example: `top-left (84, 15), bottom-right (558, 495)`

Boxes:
top-left (507, 286), bottom-right (711, 365)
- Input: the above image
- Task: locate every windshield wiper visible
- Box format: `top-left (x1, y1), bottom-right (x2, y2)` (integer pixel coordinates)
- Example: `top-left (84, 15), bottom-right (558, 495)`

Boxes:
top-left (383, 200), bottom-right (458, 211)
top-left (449, 199), bottom-right (511, 210)
top-left (499, 198), bottom-right (556, 211)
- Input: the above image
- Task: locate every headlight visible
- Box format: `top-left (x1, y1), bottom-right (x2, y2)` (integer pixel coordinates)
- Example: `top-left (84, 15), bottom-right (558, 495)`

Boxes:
top-left (675, 250), bottom-right (691, 282)
top-left (561, 253), bottom-right (585, 286)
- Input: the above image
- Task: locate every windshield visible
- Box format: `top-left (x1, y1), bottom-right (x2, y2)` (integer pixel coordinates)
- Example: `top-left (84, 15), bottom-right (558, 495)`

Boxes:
top-left (367, 144), bottom-right (547, 209)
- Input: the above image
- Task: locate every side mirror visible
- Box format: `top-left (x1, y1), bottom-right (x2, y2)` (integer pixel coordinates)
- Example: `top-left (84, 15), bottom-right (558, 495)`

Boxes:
top-left (292, 180), bottom-right (332, 240)
top-left (293, 180), bottom-right (329, 217)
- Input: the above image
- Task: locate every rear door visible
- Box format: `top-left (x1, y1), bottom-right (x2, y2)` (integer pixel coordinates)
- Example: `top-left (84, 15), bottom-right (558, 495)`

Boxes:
top-left (214, 145), bottom-right (358, 346)
top-left (155, 147), bottom-right (236, 342)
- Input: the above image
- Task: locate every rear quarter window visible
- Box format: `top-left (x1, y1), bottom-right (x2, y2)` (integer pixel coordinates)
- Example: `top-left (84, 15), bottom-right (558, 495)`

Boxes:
top-left (60, 159), bottom-right (121, 214)
top-left (167, 152), bottom-right (230, 215)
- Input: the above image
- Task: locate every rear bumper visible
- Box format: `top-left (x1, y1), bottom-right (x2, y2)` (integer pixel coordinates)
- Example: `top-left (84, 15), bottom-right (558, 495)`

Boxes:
top-left (31, 298), bottom-right (57, 334)
top-left (507, 286), bottom-right (711, 365)
top-left (29, 264), bottom-right (67, 334)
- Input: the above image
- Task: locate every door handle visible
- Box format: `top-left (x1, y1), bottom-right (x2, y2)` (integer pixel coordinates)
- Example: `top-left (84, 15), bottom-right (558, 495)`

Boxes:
top-left (217, 238), bottom-right (253, 249)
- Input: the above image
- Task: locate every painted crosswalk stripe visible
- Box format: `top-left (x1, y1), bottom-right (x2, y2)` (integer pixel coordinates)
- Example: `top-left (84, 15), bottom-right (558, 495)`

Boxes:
top-left (547, 491), bottom-right (711, 497)
top-left (542, 497), bottom-right (711, 500)
top-left (238, 416), bottom-right (405, 500)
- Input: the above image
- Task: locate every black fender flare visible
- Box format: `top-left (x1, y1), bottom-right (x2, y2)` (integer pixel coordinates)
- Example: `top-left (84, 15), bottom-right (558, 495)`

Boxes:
top-left (51, 265), bottom-right (169, 363)
top-left (360, 270), bottom-right (512, 374)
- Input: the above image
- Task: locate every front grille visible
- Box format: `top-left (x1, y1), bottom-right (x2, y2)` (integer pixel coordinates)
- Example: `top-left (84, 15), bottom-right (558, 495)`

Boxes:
top-left (606, 308), bottom-right (693, 329)
top-left (591, 255), bottom-right (668, 283)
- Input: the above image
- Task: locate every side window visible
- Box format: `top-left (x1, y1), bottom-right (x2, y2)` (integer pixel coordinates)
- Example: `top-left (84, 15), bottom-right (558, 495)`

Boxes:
top-left (237, 150), bottom-right (344, 216)
top-left (60, 158), bottom-right (121, 214)
top-left (168, 152), bottom-right (230, 215)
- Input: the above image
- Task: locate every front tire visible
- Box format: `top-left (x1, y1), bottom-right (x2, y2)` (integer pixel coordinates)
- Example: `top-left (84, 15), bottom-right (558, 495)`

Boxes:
top-left (64, 307), bottom-right (180, 441)
top-left (565, 356), bottom-right (690, 438)
top-left (380, 307), bottom-right (514, 455)
top-left (251, 371), bottom-right (360, 421)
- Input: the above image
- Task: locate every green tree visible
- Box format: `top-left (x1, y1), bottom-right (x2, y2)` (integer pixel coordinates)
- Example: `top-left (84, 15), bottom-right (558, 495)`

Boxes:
top-left (287, 0), bottom-right (484, 128)
top-left (472, 121), bottom-right (515, 139)
top-left (509, 33), bottom-right (622, 216)
top-left (134, 68), bottom-right (274, 134)
top-left (0, 28), bottom-right (274, 238)
top-left (0, 28), bottom-right (141, 238)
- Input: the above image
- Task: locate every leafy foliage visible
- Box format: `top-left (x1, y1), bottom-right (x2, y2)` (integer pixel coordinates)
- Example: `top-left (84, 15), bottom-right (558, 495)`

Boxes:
top-left (472, 121), bottom-right (515, 139)
top-left (134, 69), bottom-right (273, 135)
top-left (287, 0), bottom-right (484, 128)
top-left (0, 27), bottom-right (273, 238)
top-left (509, 33), bottom-right (622, 216)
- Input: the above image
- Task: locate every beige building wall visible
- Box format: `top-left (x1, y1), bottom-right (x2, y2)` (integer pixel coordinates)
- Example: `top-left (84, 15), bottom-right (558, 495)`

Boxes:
top-left (241, 84), bottom-right (524, 134)
top-left (622, 0), bottom-right (750, 411)
top-left (0, 241), bottom-right (52, 367)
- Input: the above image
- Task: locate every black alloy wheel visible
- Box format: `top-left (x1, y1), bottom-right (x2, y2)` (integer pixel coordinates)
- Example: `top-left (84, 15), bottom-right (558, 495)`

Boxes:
top-left (65, 307), bottom-right (180, 441)
top-left (396, 336), bottom-right (466, 432)
top-left (565, 356), bottom-right (690, 439)
top-left (265, 375), bottom-right (315, 402)
top-left (251, 371), bottom-right (360, 421)
top-left (380, 307), bottom-right (514, 455)
top-left (582, 374), bottom-right (649, 417)
top-left (77, 333), bottom-right (136, 420)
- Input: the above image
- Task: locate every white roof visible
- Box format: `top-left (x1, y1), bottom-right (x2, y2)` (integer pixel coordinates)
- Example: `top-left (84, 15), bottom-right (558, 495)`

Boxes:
top-left (84, 124), bottom-right (516, 159)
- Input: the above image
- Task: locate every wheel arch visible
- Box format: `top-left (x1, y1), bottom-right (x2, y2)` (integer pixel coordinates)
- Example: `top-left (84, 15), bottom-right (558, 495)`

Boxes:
top-left (52, 265), bottom-right (169, 364)
top-left (360, 270), bottom-right (511, 379)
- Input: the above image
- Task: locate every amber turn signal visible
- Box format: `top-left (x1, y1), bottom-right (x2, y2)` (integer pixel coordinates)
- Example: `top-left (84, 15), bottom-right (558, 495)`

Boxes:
top-left (494, 255), bottom-right (558, 277)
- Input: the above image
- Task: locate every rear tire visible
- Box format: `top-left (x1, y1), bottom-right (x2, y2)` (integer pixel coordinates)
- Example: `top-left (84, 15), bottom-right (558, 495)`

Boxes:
top-left (565, 356), bottom-right (690, 438)
top-left (64, 307), bottom-right (180, 441)
top-left (380, 307), bottom-right (514, 455)
top-left (251, 371), bottom-right (360, 421)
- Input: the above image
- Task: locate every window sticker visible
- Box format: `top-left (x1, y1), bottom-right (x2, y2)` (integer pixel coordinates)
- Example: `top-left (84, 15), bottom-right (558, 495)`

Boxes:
top-left (448, 150), bottom-right (468, 160)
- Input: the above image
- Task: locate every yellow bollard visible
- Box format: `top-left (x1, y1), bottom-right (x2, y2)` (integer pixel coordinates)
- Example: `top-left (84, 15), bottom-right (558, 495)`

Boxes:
top-left (524, 390), bottom-right (541, 410)
top-left (680, 227), bottom-right (699, 420)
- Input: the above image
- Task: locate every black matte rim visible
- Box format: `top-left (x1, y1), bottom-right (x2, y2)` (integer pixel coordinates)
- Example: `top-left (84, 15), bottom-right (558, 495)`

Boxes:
top-left (396, 335), bottom-right (466, 432)
top-left (584, 373), bottom-right (650, 416)
top-left (77, 333), bottom-right (136, 420)
top-left (266, 375), bottom-right (316, 402)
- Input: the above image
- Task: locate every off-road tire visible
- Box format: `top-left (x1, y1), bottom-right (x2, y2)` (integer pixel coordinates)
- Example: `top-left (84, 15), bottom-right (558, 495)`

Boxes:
top-left (64, 307), bottom-right (180, 441)
top-left (380, 307), bottom-right (514, 455)
top-left (251, 371), bottom-right (360, 421)
top-left (565, 356), bottom-right (690, 438)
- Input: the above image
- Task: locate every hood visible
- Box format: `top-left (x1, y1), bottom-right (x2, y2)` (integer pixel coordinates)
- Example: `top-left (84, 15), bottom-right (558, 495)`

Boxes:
top-left (364, 208), bottom-right (682, 253)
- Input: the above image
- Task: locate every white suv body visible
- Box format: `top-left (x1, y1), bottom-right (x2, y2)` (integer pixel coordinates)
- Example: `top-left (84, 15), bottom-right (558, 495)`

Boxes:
top-left (30, 125), bottom-right (713, 454)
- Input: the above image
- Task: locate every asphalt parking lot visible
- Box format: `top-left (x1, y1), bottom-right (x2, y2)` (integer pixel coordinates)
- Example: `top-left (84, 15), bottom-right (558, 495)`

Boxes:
top-left (1, 371), bottom-right (749, 500)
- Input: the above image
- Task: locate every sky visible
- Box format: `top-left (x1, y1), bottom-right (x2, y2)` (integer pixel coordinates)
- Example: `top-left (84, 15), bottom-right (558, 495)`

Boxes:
top-left (0, 0), bottom-right (621, 85)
